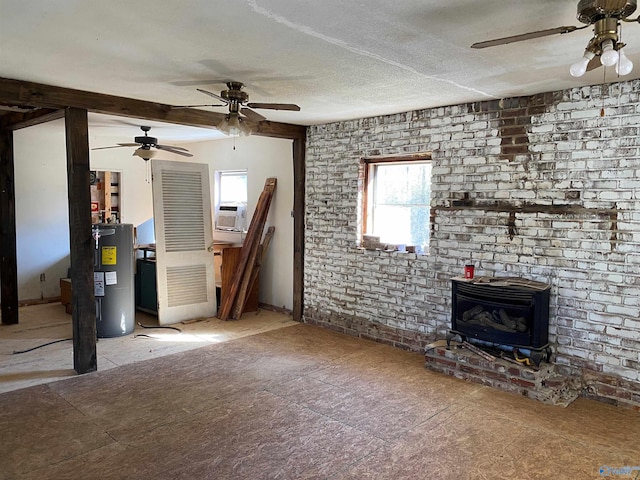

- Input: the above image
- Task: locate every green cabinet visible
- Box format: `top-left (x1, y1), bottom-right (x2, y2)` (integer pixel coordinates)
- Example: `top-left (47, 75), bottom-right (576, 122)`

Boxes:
top-left (135, 258), bottom-right (157, 314)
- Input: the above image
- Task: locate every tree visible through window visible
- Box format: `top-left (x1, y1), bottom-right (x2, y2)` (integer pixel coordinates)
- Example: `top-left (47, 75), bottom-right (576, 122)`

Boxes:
top-left (363, 155), bottom-right (432, 251)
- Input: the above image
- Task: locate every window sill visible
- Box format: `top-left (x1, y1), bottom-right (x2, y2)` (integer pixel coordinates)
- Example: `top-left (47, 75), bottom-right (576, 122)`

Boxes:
top-left (357, 245), bottom-right (429, 256)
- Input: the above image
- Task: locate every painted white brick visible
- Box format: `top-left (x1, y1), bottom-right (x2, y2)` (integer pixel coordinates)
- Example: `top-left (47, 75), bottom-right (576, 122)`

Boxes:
top-left (305, 79), bottom-right (640, 395)
top-left (623, 318), bottom-right (640, 330)
top-left (605, 326), bottom-right (637, 339)
top-left (595, 354), bottom-right (621, 366)
top-left (602, 364), bottom-right (639, 381)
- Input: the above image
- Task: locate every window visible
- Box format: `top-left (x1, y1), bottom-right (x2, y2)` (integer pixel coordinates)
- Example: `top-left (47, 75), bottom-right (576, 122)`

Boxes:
top-left (216, 170), bottom-right (247, 205)
top-left (362, 155), bottom-right (432, 251)
top-left (214, 170), bottom-right (248, 231)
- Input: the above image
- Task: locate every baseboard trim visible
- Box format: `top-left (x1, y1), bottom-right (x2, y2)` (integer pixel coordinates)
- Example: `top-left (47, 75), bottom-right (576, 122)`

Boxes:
top-left (258, 303), bottom-right (293, 316)
top-left (18, 297), bottom-right (61, 307)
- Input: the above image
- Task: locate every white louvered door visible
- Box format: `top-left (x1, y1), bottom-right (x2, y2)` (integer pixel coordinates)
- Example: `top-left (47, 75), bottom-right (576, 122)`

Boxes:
top-left (151, 160), bottom-right (216, 325)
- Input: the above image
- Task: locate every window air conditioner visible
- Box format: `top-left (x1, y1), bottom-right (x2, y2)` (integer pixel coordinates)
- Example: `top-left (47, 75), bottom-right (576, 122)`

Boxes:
top-left (216, 203), bottom-right (246, 232)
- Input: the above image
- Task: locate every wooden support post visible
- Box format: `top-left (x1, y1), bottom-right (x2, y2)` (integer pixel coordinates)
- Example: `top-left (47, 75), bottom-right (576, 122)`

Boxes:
top-left (292, 135), bottom-right (305, 322)
top-left (0, 128), bottom-right (19, 325)
top-left (65, 107), bottom-right (97, 374)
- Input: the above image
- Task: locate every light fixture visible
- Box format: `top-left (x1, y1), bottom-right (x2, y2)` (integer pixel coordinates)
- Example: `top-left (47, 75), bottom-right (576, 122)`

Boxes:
top-left (600, 39), bottom-right (619, 66)
top-left (133, 147), bottom-right (157, 160)
top-left (570, 50), bottom-right (596, 77)
top-left (569, 16), bottom-right (634, 78)
top-left (217, 112), bottom-right (251, 137)
top-left (616, 47), bottom-right (634, 75)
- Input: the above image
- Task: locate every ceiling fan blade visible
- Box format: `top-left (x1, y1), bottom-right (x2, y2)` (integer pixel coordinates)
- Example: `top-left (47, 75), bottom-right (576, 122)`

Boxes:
top-left (91, 143), bottom-right (138, 150)
top-left (471, 25), bottom-right (582, 49)
top-left (586, 55), bottom-right (602, 72)
top-left (170, 79), bottom-right (230, 86)
top-left (156, 144), bottom-right (190, 152)
top-left (197, 88), bottom-right (228, 103)
top-left (240, 107), bottom-right (267, 122)
top-left (171, 103), bottom-right (226, 109)
top-left (246, 102), bottom-right (301, 111)
top-left (155, 145), bottom-right (193, 157)
top-left (92, 146), bottom-right (125, 151)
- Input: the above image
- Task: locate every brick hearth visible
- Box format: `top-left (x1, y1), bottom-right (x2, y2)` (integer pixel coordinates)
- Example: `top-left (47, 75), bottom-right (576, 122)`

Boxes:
top-left (425, 344), bottom-right (582, 407)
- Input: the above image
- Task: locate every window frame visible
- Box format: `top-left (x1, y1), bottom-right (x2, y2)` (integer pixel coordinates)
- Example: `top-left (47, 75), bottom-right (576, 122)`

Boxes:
top-left (215, 169), bottom-right (248, 207)
top-left (214, 169), bottom-right (248, 232)
top-left (361, 152), bottom-right (432, 249)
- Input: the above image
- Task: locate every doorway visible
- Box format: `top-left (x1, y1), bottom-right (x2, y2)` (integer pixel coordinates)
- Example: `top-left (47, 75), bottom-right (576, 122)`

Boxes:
top-left (90, 170), bottom-right (122, 224)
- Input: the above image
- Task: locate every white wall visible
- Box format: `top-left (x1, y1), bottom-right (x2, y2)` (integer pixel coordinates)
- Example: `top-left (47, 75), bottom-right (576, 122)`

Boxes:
top-left (13, 123), bottom-right (294, 311)
top-left (14, 120), bottom-right (70, 300)
top-left (90, 137), bottom-right (154, 228)
top-left (187, 136), bottom-right (294, 311)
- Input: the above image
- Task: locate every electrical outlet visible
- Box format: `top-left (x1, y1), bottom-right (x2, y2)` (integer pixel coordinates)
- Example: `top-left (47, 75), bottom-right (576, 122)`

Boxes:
top-left (40, 273), bottom-right (46, 282)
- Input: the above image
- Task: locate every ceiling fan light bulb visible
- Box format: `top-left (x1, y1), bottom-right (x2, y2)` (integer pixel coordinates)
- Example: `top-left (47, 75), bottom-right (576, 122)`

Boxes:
top-left (570, 50), bottom-right (595, 78)
top-left (569, 60), bottom-right (587, 77)
top-left (600, 40), bottom-right (619, 67)
top-left (570, 57), bottom-right (589, 78)
top-left (616, 48), bottom-right (634, 75)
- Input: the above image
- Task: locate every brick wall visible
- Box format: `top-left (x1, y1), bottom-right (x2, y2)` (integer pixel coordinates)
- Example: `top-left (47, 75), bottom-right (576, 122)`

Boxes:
top-left (304, 80), bottom-right (640, 408)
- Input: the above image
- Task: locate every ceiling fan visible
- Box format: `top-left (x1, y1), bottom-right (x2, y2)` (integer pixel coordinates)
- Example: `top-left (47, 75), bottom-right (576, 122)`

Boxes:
top-left (471, 0), bottom-right (639, 77)
top-left (175, 81), bottom-right (300, 136)
top-left (92, 126), bottom-right (193, 160)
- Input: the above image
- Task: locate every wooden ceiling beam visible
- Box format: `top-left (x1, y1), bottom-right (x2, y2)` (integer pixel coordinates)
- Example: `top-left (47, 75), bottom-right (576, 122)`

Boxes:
top-left (0, 77), bottom-right (306, 140)
top-left (0, 76), bottom-right (308, 324)
top-left (0, 108), bottom-right (65, 131)
top-left (0, 77), bottom-right (224, 127)
top-left (253, 120), bottom-right (306, 140)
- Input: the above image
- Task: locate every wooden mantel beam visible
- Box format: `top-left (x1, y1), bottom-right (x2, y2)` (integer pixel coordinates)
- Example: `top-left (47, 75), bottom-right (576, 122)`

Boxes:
top-left (0, 77), bottom-right (305, 140)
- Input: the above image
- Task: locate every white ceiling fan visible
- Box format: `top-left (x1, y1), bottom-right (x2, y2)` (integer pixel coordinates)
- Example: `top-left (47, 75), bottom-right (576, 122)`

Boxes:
top-left (471, 0), bottom-right (639, 77)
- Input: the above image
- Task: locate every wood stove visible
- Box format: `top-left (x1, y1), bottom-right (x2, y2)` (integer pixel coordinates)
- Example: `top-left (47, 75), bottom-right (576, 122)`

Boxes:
top-left (448, 277), bottom-right (551, 365)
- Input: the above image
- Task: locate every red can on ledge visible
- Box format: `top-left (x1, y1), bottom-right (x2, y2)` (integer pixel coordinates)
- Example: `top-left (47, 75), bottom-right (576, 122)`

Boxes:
top-left (464, 264), bottom-right (475, 279)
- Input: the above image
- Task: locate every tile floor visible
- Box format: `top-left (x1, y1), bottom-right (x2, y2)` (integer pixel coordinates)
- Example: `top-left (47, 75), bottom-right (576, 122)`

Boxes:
top-left (1, 304), bottom-right (639, 479)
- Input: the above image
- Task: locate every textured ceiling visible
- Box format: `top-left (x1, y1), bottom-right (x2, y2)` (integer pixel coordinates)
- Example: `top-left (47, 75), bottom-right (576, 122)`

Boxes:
top-left (3, 0), bottom-right (640, 141)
